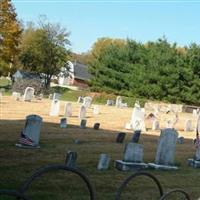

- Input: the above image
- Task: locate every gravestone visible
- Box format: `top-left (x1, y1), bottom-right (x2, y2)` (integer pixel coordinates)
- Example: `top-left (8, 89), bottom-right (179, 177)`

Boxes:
top-left (65, 151), bottom-right (77, 168)
top-left (116, 96), bottom-right (122, 108)
top-left (77, 96), bottom-right (84, 103)
top-left (130, 102), bottom-right (145, 131)
top-left (177, 136), bottom-right (184, 144)
top-left (106, 99), bottom-right (114, 106)
top-left (93, 105), bottom-right (100, 115)
top-left (93, 123), bottom-right (100, 130)
top-left (36, 93), bottom-right (43, 101)
top-left (115, 143), bottom-right (147, 171)
top-left (148, 128), bottom-right (178, 170)
top-left (49, 94), bottom-right (53, 99)
top-left (116, 132), bottom-right (126, 143)
top-left (64, 102), bottom-right (72, 117)
top-left (188, 115), bottom-right (200, 168)
top-left (152, 120), bottom-right (160, 130)
top-left (80, 119), bottom-right (87, 129)
top-left (60, 118), bottom-right (67, 128)
top-left (53, 93), bottom-right (61, 100)
top-left (188, 147), bottom-right (200, 168)
top-left (23, 87), bottom-right (34, 101)
top-left (12, 92), bottom-right (21, 100)
top-left (79, 105), bottom-right (86, 119)
top-left (184, 120), bottom-right (193, 132)
top-left (97, 154), bottom-right (110, 170)
top-left (49, 99), bottom-right (60, 116)
top-left (193, 109), bottom-right (197, 118)
top-left (83, 96), bottom-right (92, 108)
top-left (16, 115), bottom-right (42, 148)
top-left (131, 130), bottom-right (141, 143)
top-left (125, 122), bottom-right (132, 130)
top-left (146, 113), bottom-right (157, 121)
top-left (74, 139), bottom-right (81, 144)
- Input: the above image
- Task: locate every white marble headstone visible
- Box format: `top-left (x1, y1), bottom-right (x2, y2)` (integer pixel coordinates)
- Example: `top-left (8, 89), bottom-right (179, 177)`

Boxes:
top-left (116, 96), bottom-right (122, 108)
top-left (79, 105), bottom-right (86, 119)
top-left (184, 120), bottom-right (193, 132)
top-left (64, 102), bottom-right (72, 117)
top-left (152, 120), bottom-right (160, 130)
top-left (83, 96), bottom-right (92, 108)
top-left (49, 100), bottom-right (60, 116)
top-left (93, 105), bottom-right (100, 115)
top-left (23, 87), bottom-right (34, 101)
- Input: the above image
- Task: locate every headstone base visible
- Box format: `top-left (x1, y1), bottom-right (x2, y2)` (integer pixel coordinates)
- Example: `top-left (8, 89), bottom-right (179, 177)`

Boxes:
top-left (115, 160), bottom-right (148, 171)
top-left (15, 143), bottom-right (40, 149)
top-left (148, 163), bottom-right (178, 170)
top-left (187, 158), bottom-right (200, 168)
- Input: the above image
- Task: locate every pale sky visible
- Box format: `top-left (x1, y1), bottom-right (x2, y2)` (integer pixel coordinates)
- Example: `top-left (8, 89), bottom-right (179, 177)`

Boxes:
top-left (13, 0), bottom-right (200, 53)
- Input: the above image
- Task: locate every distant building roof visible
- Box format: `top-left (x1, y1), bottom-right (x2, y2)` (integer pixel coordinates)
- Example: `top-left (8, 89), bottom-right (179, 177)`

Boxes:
top-left (13, 70), bottom-right (41, 80)
top-left (72, 62), bottom-right (91, 81)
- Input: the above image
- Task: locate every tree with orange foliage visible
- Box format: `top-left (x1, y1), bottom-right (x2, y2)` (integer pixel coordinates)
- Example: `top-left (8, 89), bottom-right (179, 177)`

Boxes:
top-left (0, 0), bottom-right (22, 76)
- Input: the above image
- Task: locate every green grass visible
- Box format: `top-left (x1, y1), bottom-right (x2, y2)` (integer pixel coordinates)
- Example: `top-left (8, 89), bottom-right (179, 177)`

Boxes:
top-left (0, 118), bottom-right (199, 200)
top-left (0, 77), bottom-right (12, 95)
top-left (50, 86), bottom-right (147, 107)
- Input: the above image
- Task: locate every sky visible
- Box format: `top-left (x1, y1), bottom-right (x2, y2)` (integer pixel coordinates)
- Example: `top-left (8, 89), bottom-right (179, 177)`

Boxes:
top-left (12, 0), bottom-right (200, 53)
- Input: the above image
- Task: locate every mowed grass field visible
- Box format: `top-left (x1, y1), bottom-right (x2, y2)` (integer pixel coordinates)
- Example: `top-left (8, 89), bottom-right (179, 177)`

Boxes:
top-left (0, 96), bottom-right (200, 200)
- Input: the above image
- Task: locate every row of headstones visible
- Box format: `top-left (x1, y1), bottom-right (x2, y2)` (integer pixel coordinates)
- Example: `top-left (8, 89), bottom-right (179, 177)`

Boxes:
top-left (15, 115), bottom-right (200, 170)
top-left (50, 101), bottom-right (100, 118)
top-left (126, 102), bottom-right (197, 131)
top-left (127, 119), bottom-right (195, 132)
top-left (60, 117), bottom-right (100, 130)
top-left (65, 129), bottom-right (178, 170)
top-left (96, 128), bottom-right (200, 171)
top-left (106, 96), bottom-right (128, 108)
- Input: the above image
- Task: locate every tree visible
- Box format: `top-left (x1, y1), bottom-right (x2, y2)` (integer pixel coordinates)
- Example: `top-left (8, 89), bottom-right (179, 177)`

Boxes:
top-left (0, 0), bottom-right (22, 75)
top-left (19, 19), bottom-right (71, 89)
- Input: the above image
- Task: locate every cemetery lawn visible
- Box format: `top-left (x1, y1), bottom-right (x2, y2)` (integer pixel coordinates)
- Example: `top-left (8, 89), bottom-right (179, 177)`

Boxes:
top-left (0, 96), bottom-right (200, 200)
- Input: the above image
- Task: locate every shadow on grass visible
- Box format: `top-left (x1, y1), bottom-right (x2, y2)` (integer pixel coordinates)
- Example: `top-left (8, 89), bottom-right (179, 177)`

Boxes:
top-left (0, 119), bottom-right (196, 200)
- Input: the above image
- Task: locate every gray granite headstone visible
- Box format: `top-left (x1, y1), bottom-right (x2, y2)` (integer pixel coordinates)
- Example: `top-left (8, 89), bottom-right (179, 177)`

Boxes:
top-left (60, 118), bottom-right (67, 128)
top-left (115, 142), bottom-right (147, 171)
top-left (65, 151), bottom-right (77, 168)
top-left (80, 119), bottom-right (87, 129)
top-left (74, 139), bottom-right (81, 144)
top-left (64, 102), bottom-right (72, 117)
top-left (195, 147), bottom-right (200, 161)
top-left (97, 154), bottom-right (110, 170)
top-left (131, 130), bottom-right (141, 143)
top-left (93, 123), bottom-right (100, 130)
top-left (116, 132), bottom-right (126, 143)
top-left (123, 143), bottom-right (144, 163)
top-left (177, 136), bottom-right (184, 144)
top-left (18, 115), bottom-right (42, 147)
top-left (155, 128), bottom-right (178, 166)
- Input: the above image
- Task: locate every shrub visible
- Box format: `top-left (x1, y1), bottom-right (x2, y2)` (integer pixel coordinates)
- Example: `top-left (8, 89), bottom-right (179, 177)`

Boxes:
top-left (12, 79), bottom-right (44, 95)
